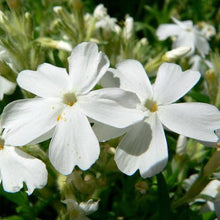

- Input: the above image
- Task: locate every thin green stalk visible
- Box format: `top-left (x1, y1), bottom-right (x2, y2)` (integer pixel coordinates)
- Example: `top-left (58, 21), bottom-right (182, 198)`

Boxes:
top-left (172, 149), bottom-right (220, 209)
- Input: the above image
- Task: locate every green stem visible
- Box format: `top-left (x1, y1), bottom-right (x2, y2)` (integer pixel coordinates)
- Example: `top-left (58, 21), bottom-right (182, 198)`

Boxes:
top-left (172, 149), bottom-right (220, 209)
top-left (156, 173), bottom-right (171, 219)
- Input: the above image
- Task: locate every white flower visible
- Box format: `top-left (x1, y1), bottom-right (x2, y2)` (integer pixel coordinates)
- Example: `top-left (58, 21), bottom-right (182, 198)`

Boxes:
top-left (1, 42), bottom-right (143, 175)
top-left (156, 17), bottom-right (210, 56)
top-left (0, 75), bottom-right (16, 100)
top-left (103, 60), bottom-right (220, 178)
top-left (0, 136), bottom-right (47, 195)
top-left (63, 199), bottom-right (99, 220)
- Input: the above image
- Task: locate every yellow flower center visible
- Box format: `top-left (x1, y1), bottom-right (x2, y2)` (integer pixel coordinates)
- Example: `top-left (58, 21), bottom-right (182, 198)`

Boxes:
top-left (0, 138), bottom-right (5, 150)
top-left (144, 99), bottom-right (158, 112)
top-left (63, 93), bottom-right (77, 106)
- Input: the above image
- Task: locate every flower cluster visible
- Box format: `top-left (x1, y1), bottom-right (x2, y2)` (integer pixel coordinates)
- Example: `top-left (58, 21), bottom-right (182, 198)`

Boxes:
top-left (0, 2), bottom-right (220, 218)
top-left (1, 41), bottom-right (220, 197)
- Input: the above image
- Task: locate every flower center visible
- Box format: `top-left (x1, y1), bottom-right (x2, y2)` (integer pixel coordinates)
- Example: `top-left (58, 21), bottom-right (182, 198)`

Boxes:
top-left (144, 99), bottom-right (158, 112)
top-left (63, 93), bottom-right (77, 106)
top-left (0, 137), bottom-right (5, 150)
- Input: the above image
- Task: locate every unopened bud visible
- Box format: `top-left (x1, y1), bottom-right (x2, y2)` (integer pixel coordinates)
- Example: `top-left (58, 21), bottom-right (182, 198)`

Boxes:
top-left (135, 181), bottom-right (148, 194)
top-left (53, 6), bottom-right (63, 14)
top-left (93, 4), bottom-right (107, 19)
top-left (37, 38), bottom-right (72, 52)
top-left (162, 47), bottom-right (191, 62)
top-left (123, 15), bottom-right (134, 40)
top-left (0, 11), bottom-right (7, 23)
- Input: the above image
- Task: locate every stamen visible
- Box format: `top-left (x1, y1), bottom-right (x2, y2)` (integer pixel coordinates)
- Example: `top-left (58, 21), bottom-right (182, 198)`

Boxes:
top-left (144, 99), bottom-right (158, 112)
top-left (57, 114), bottom-right (62, 121)
top-left (151, 103), bottom-right (157, 112)
top-left (0, 144), bottom-right (3, 150)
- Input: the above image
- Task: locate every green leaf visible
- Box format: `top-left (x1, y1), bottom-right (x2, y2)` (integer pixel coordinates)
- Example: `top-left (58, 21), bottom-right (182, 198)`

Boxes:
top-left (156, 173), bottom-right (171, 220)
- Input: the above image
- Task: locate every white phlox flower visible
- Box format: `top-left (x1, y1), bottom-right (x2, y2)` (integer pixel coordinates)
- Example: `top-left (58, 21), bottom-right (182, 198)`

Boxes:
top-left (1, 42), bottom-right (143, 175)
top-left (0, 135), bottom-right (47, 195)
top-left (63, 199), bottom-right (99, 220)
top-left (0, 75), bottom-right (16, 100)
top-left (102, 60), bottom-right (220, 178)
top-left (156, 17), bottom-right (210, 57)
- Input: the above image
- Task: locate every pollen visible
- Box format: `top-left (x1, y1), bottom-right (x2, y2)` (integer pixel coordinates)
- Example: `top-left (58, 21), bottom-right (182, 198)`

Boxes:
top-left (144, 99), bottom-right (158, 112)
top-left (0, 144), bottom-right (3, 150)
top-left (57, 114), bottom-right (62, 121)
top-left (151, 103), bottom-right (157, 112)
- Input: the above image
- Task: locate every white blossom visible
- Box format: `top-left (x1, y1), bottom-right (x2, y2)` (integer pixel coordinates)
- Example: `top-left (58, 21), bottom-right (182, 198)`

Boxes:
top-left (0, 136), bottom-right (47, 195)
top-left (1, 42), bottom-right (143, 175)
top-left (96, 61), bottom-right (220, 178)
top-left (156, 17), bottom-right (210, 56)
top-left (0, 75), bottom-right (16, 100)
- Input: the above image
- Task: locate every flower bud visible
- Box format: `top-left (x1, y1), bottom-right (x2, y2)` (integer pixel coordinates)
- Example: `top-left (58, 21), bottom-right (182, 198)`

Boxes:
top-left (93, 4), bottom-right (107, 19)
top-left (37, 38), bottom-right (72, 51)
top-left (162, 47), bottom-right (191, 62)
top-left (123, 15), bottom-right (134, 40)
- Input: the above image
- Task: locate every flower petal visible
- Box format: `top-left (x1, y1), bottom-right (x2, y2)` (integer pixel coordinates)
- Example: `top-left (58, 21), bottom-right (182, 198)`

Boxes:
top-left (79, 199), bottom-right (99, 215)
top-left (139, 114), bottom-right (168, 178)
top-left (172, 31), bottom-right (195, 55)
top-left (156, 24), bottom-right (182, 40)
top-left (115, 114), bottom-right (168, 178)
top-left (195, 34), bottom-right (210, 57)
top-left (49, 105), bottom-right (100, 175)
top-left (116, 59), bottom-right (153, 102)
top-left (115, 121), bottom-right (152, 176)
top-left (68, 42), bottom-right (109, 94)
top-left (171, 17), bottom-right (193, 30)
top-left (78, 88), bottom-right (144, 128)
top-left (99, 68), bottom-right (120, 88)
top-left (2, 98), bottom-right (63, 146)
top-left (0, 76), bottom-right (16, 100)
top-left (93, 121), bottom-right (126, 142)
top-left (153, 63), bottom-right (200, 105)
top-left (158, 103), bottom-right (220, 142)
top-left (17, 63), bottom-right (70, 98)
top-left (0, 146), bottom-right (47, 195)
